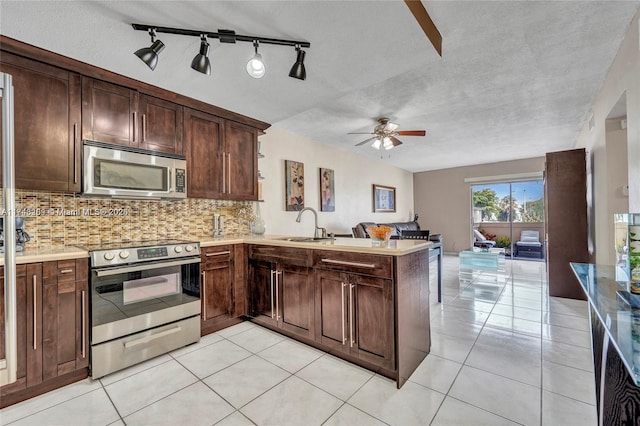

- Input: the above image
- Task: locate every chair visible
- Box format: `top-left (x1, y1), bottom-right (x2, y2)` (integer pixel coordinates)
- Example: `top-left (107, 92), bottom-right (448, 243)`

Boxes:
top-left (515, 230), bottom-right (543, 258)
top-left (473, 229), bottom-right (496, 248)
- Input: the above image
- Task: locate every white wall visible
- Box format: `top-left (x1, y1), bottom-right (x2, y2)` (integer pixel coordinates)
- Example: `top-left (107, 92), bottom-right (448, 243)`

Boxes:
top-left (257, 127), bottom-right (414, 236)
top-left (575, 9), bottom-right (640, 264)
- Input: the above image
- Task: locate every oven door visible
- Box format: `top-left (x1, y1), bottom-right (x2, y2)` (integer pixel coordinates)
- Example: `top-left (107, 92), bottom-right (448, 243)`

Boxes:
top-left (91, 257), bottom-right (200, 344)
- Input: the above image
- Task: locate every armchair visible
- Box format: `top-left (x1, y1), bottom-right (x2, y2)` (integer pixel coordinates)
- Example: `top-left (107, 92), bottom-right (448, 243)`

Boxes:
top-left (515, 230), bottom-right (543, 259)
top-left (473, 229), bottom-right (496, 248)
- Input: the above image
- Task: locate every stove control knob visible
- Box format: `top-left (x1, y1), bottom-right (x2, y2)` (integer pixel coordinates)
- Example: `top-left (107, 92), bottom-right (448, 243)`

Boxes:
top-left (119, 250), bottom-right (130, 259)
top-left (103, 251), bottom-right (115, 261)
top-left (185, 245), bottom-right (194, 252)
top-left (174, 246), bottom-right (183, 253)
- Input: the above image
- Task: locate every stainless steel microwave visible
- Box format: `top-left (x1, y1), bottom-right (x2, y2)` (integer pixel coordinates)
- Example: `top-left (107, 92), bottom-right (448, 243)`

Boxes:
top-left (83, 141), bottom-right (187, 199)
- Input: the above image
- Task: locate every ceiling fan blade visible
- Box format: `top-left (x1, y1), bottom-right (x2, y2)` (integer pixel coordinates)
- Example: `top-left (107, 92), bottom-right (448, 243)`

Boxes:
top-left (355, 137), bottom-right (377, 147)
top-left (404, 0), bottom-right (442, 57)
top-left (396, 130), bottom-right (426, 136)
top-left (348, 132), bottom-right (375, 135)
top-left (390, 136), bottom-right (404, 147)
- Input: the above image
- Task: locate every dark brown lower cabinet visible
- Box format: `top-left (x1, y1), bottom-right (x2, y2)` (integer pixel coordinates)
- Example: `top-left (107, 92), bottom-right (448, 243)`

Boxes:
top-left (0, 259), bottom-right (89, 408)
top-left (200, 244), bottom-right (246, 335)
top-left (248, 245), bottom-right (430, 388)
top-left (316, 269), bottom-right (394, 370)
top-left (248, 245), bottom-right (315, 340)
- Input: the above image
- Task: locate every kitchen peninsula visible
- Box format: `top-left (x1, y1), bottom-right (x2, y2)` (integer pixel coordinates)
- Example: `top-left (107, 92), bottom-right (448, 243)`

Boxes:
top-left (0, 235), bottom-right (435, 408)
top-left (203, 236), bottom-right (435, 389)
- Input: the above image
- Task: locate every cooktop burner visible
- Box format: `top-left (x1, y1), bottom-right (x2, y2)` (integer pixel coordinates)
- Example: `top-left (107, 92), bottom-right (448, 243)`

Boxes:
top-left (82, 239), bottom-right (201, 268)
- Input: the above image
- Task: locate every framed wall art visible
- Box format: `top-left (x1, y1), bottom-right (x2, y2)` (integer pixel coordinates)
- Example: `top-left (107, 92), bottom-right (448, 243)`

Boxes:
top-left (285, 160), bottom-right (305, 211)
top-left (373, 184), bottom-right (396, 212)
top-left (320, 168), bottom-right (335, 212)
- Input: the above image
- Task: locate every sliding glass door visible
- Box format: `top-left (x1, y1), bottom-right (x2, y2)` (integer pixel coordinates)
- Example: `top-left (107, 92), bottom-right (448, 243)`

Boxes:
top-left (472, 180), bottom-right (544, 259)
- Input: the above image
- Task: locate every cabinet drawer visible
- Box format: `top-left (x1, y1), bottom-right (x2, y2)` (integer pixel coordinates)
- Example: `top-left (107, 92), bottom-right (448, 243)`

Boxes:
top-left (248, 245), bottom-right (312, 267)
top-left (56, 260), bottom-right (77, 283)
top-left (201, 245), bottom-right (233, 265)
top-left (313, 250), bottom-right (393, 279)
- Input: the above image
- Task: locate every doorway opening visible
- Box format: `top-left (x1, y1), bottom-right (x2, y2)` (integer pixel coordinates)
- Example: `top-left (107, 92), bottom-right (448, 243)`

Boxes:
top-left (472, 180), bottom-right (545, 261)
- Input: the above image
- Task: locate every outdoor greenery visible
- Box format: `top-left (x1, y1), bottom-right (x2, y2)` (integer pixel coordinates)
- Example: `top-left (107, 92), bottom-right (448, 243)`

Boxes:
top-left (473, 187), bottom-right (544, 223)
top-left (495, 236), bottom-right (511, 248)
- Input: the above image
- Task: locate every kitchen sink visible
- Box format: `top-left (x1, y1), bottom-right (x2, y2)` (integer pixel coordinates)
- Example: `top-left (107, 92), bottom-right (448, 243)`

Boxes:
top-left (276, 236), bottom-right (334, 243)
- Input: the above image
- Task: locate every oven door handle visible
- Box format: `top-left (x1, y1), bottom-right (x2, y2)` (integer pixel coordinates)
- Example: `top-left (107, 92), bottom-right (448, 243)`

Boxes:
top-left (95, 258), bottom-right (199, 277)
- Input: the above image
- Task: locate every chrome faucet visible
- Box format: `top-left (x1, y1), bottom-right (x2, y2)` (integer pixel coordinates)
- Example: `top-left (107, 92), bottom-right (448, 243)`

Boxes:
top-left (295, 207), bottom-right (327, 238)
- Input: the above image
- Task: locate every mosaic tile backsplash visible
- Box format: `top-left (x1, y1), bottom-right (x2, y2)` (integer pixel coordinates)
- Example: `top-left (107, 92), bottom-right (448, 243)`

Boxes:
top-left (1, 190), bottom-right (257, 249)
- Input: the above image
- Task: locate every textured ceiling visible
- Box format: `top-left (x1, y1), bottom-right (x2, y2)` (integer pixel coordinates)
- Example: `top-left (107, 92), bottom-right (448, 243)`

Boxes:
top-left (1, 1), bottom-right (638, 172)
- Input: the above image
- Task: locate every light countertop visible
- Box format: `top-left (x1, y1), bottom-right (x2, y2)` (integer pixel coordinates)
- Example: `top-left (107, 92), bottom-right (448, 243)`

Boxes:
top-left (0, 246), bottom-right (89, 266)
top-left (201, 235), bottom-right (434, 255)
top-left (0, 235), bottom-right (434, 266)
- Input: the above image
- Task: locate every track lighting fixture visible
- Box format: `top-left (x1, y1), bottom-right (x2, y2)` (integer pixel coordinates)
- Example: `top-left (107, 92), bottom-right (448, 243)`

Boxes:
top-left (134, 28), bottom-right (165, 70)
top-left (246, 40), bottom-right (265, 79)
top-left (131, 23), bottom-right (310, 80)
top-left (191, 35), bottom-right (211, 75)
top-left (288, 45), bottom-right (306, 80)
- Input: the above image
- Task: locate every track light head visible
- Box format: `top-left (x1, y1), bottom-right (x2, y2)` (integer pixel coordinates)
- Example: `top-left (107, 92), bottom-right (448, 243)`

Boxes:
top-left (134, 28), bottom-right (165, 70)
top-left (246, 40), bottom-right (265, 79)
top-left (288, 46), bottom-right (306, 80)
top-left (191, 35), bottom-right (211, 75)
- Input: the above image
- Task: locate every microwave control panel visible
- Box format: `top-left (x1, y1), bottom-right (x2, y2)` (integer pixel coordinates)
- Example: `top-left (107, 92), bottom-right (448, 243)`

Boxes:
top-left (175, 169), bottom-right (186, 193)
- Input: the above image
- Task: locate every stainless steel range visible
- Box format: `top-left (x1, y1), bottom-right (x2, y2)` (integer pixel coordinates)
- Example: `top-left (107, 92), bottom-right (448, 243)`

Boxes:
top-left (86, 239), bottom-right (201, 378)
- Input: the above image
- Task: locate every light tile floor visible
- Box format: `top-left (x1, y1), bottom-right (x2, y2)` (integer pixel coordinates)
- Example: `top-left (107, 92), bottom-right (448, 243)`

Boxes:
top-left (1, 255), bottom-right (597, 426)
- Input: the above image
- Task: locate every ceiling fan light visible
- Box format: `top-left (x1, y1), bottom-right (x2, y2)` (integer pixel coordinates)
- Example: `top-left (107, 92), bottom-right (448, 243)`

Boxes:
top-left (288, 48), bottom-right (306, 80)
top-left (372, 139), bottom-right (382, 149)
top-left (190, 35), bottom-right (211, 75)
top-left (246, 41), bottom-right (265, 78)
top-left (134, 29), bottom-right (164, 70)
top-left (383, 137), bottom-right (393, 150)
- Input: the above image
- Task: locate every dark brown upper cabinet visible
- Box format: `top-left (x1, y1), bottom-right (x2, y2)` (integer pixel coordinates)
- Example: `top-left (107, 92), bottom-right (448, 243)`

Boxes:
top-left (185, 108), bottom-right (224, 199)
top-left (0, 52), bottom-right (81, 192)
top-left (185, 108), bottom-right (258, 201)
top-left (138, 94), bottom-right (183, 155)
top-left (82, 78), bottom-right (183, 155)
top-left (224, 120), bottom-right (258, 201)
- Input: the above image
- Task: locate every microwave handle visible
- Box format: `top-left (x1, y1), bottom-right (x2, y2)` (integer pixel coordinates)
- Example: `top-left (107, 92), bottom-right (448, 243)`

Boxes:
top-left (169, 167), bottom-right (174, 193)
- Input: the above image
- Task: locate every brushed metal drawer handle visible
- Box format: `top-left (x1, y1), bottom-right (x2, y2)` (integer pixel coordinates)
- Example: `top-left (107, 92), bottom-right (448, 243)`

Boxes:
top-left (201, 271), bottom-right (206, 319)
top-left (205, 251), bottom-right (231, 257)
top-left (59, 269), bottom-right (74, 274)
top-left (341, 282), bottom-right (347, 345)
top-left (81, 290), bottom-right (86, 359)
top-left (320, 259), bottom-right (376, 269)
top-left (33, 274), bottom-right (37, 350)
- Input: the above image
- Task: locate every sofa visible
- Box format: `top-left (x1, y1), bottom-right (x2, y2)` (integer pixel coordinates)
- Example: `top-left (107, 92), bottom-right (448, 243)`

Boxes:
top-left (352, 221), bottom-right (419, 239)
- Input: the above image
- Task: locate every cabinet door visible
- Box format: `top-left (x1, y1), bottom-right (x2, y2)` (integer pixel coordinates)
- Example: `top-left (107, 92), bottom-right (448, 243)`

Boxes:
top-left (25, 263), bottom-right (43, 387)
top-left (349, 275), bottom-right (394, 370)
top-left (42, 260), bottom-right (88, 380)
top-left (0, 52), bottom-right (81, 192)
top-left (75, 260), bottom-right (89, 370)
top-left (225, 120), bottom-right (258, 200)
top-left (248, 259), bottom-right (277, 327)
top-left (138, 94), bottom-right (184, 155)
top-left (277, 263), bottom-right (314, 340)
top-left (0, 265), bottom-right (28, 394)
top-left (201, 246), bottom-right (234, 332)
top-left (315, 269), bottom-right (349, 353)
top-left (82, 77), bottom-right (137, 147)
top-left (185, 108), bottom-right (224, 199)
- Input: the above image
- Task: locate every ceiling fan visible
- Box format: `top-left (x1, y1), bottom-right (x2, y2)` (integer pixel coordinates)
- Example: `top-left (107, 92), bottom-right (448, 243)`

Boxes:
top-left (350, 118), bottom-right (427, 150)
